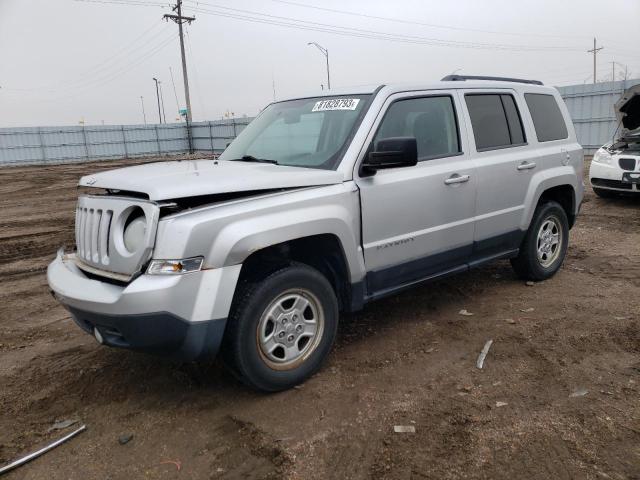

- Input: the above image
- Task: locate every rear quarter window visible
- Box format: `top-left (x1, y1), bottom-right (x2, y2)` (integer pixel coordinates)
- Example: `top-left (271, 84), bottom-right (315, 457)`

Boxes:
top-left (525, 93), bottom-right (568, 142)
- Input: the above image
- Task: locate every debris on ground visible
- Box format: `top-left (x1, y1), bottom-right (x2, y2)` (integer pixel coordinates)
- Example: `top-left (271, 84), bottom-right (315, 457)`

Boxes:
top-left (570, 388), bottom-right (589, 398)
top-left (520, 307), bottom-right (535, 313)
top-left (0, 425), bottom-right (86, 476)
top-left (48, 419), bottom-right (79, 432)
top-left (118, 434), bottom-right (133, 445)
top-left (393, 425), bottom-right (416, 433)
top-left (160, 460), bottom-right (182, 471)
top-left (476, 340), bottom-right (494, 369)
top-left (458, 309), bottom-right (474, 316)
top-left (505, 318), bottom-right (516, 324)
top-left (526, 281), bottom-right (535, 286)
top-left (495, 402), bottom-right (509, 408)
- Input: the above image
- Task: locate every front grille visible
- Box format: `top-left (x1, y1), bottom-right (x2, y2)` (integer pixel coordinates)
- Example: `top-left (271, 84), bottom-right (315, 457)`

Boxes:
top-left (76, 207), bottom-right (113, 266)
top-left (619, 158), bottom-right (636, 171)
top-left (74, 195), bottom-right (159, 277)
top-left (591, 178), bottom-right (633, 190)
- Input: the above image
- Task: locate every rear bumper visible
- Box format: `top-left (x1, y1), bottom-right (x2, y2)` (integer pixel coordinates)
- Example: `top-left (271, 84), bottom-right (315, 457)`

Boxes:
top-left (47, 250), bottom-right (241, 361)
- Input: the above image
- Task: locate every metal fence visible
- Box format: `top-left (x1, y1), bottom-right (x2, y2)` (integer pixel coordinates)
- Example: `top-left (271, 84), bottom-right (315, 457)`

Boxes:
top-left (3, 79), bottom-right (640, 165)
top-left (557, 79), bottom-right (640, 155)
top-left (0, 118), bottom-right (252, 166)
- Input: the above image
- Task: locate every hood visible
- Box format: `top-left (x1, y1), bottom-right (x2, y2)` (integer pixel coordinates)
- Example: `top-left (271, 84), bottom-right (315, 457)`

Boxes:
top-left (79, 159), bottom-right (344, 201)
top-left (615, 84), bottom-right (640, 136)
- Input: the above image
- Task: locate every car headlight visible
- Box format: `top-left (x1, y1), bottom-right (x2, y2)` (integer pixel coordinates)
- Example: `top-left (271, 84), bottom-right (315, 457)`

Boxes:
top-left (592, 148), bottom-right (612, 165)
top-left (147, 257), bottom-right (204, 275)
top-left (123, 214), bottom-right (147, 253)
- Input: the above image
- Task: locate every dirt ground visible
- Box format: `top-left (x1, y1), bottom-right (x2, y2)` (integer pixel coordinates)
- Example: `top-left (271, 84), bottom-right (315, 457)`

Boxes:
top-left (0, 156), bottom-right (638, 480)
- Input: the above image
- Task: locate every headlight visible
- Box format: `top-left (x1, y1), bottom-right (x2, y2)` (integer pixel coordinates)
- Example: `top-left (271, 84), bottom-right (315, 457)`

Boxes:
top-left (592, 148), bottom-right (612, 165)
top-left (123, 214), bottom-right (147, 253)
top-left (147, 257), bottom-right (204, 275)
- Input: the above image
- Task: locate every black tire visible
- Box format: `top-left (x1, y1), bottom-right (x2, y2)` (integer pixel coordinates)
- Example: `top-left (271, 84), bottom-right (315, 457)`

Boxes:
top-left (593, 187), bottom-right (617, 199)
top-left (222, 263), bottom-right (339, 392)
top-left (510, 201), bottom-right (569, 281)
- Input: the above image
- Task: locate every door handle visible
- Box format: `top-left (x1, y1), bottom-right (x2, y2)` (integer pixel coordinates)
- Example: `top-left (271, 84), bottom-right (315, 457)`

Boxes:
top-left (517, 161), bottom-right (536, 171)
top-left (444, 174), bottom-right (470, 185)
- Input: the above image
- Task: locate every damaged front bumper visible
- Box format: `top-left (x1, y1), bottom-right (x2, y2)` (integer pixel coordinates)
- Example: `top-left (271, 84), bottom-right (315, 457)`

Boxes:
top-left (47, 250), bottom-right (241, 361)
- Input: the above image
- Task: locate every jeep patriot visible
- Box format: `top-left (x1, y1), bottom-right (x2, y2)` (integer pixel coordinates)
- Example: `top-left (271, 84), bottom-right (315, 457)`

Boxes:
top-left (48, 76), bottom-right (583, 391)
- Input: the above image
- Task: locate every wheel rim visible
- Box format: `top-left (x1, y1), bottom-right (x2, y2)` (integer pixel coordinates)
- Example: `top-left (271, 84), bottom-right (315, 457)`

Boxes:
top-left (256, 289), bottom-right (325, 370)
top-left (536, 215), bottom-right (562, 268)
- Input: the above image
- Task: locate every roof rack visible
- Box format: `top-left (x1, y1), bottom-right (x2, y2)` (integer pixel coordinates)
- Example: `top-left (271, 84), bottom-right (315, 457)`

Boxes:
top-left (441, 75), bottom-right (543, 86)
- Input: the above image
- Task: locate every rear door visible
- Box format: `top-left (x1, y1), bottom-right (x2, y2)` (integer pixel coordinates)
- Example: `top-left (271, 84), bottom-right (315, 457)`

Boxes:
top-left (355, 91), bottom-right (477, 297)
top-left (460, 89), bottom-right (534, 261)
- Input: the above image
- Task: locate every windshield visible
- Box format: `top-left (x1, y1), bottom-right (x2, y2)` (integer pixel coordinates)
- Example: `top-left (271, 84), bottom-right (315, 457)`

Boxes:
top-left (219, 95), bottom-right (371, 170)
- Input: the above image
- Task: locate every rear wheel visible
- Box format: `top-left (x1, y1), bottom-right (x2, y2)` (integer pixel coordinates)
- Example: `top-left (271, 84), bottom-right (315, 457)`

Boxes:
top-left (511, 201), bottom-right (569, 281)
top-left (592, 187), bottom-right (618, 198)
top-left (222, 263), bottom-right (338, 392)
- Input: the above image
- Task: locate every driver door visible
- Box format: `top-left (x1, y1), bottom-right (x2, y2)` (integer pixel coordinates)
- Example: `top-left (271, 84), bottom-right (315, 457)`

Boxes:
top-left (355, 91), bottom-right (477, 297)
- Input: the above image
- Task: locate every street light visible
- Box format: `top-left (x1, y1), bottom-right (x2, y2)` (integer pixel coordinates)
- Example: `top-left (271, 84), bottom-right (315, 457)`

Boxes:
top-left (152, 77), bottom-right (162, 124)
top-left (307, 42), bottom-right (330, 90)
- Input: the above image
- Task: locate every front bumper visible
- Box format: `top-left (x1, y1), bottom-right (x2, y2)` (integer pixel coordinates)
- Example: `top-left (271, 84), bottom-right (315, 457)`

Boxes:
top-left (47, 251), bottom-right (241, 361)
top-left (589, 160), bottom-right (640, 192)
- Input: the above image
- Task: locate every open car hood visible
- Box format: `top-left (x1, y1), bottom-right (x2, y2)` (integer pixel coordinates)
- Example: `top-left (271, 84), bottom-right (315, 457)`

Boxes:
top-left (615, 84), bottom-right (640, 137)
top-left (78, 159), bottom-right (343, 201)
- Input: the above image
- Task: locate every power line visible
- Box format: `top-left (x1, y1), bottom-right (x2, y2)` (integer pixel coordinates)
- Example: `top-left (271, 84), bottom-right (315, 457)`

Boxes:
top-left (5, 21), bottom-right (169, 92)
top-left (183, 2), bottom-right (585, 52)
top-left (33, 34), bottom-right (178, 102)
top-left (169, 66), bottom-right (181, 117)
top-left (270, 0), bottom-right (591, 40)
top-left (184, 27), bottom-right (207, 119)
top-left (74, 0), bottom-right (169, 7)
top-left (50, 33), bottom-right (177, 96)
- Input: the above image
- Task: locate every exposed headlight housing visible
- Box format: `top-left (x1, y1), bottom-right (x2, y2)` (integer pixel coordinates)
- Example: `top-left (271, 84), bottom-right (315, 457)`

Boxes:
top-left (592, 147), bottom-right (612, 165)
top-left (147, 257), bottom-right (204, 275)
top-left (123, 214), bottom-right (147, 253)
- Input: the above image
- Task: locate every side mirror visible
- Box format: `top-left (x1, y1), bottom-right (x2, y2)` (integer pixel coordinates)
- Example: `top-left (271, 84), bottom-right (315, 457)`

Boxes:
top-left (361, 137), bottom-right (418, 174)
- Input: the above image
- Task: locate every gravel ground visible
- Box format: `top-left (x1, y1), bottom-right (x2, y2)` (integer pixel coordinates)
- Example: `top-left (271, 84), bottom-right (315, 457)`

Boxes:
top-left (0, 157), bottom-right (638, 480)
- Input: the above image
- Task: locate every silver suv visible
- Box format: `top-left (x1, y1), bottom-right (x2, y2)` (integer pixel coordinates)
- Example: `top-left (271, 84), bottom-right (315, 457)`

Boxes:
top-left (48, 76), bottom-right (583, 391)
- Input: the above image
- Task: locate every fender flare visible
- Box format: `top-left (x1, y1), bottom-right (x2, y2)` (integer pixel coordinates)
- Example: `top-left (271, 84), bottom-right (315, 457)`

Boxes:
top-left (520, 166), bottom-right (578, 231)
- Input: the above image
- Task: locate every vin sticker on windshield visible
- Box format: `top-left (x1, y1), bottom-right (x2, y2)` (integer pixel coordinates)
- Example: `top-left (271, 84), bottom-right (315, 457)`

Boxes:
top-left (312, 98), bottom-right (360, 112)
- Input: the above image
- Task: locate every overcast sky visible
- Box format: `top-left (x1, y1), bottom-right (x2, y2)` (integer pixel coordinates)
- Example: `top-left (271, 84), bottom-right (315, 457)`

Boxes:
top-left (0, 0), bottom-right (638, 127)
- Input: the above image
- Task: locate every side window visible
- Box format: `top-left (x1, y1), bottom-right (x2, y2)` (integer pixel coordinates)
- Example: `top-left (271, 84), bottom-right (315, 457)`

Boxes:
top-left (525, 93), bottom-right (568, 142)
top-left (374, 96), bottom-right (460, 161)
top-left (465, 93), bottom-right (526, 151)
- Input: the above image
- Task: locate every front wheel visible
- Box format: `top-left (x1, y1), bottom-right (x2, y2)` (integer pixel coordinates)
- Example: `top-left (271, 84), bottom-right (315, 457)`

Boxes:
top-left (222, 263), bottom-right (338, 392)
top-left (511, 201), bottom-right (569, 281)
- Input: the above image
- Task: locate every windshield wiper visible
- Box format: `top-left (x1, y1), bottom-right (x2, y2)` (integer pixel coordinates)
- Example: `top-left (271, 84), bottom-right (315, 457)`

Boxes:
top-left (230, 155), bottom-right (279, 165)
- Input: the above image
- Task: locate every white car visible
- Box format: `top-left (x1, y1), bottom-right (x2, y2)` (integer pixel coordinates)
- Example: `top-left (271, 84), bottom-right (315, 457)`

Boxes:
top-left (589, 84), bottom-right (640, 197)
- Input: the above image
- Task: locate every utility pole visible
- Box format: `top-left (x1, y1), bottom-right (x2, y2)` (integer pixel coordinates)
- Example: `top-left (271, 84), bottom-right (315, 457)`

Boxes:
top-left (140, 96), bottom-right (147, 125)
top-left (153, 77), bottom-right (162, 123)
top-left (307, 42), bottom-right (330, 90)
top-left (164, 0), bottom-right (195, 152)
top-left (158, 80), bottom-right (167, 123)
top-left (587, 38), bottom-right (603, 85)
